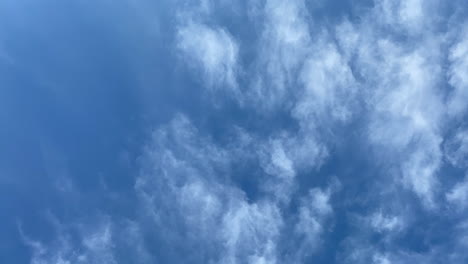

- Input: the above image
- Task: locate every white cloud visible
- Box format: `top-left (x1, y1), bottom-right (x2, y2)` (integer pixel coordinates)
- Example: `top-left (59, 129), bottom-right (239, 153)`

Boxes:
top-left (136, 115), bottom-right (287, 263)
top-left (399, 0), bottom-right (424, 30)
top-left (134, 114), bottom-right (341, 263)
top-left (264, 0), bottom-right (310, 47)
top-left (292, 184), bottom-right (337, 260)
top-left (366, 44), bottom-right (444, 149)
top-left (447, 24), bottom-right (468, 116)
top-left (257, 132), bottom-right (328, 204)
top-left (445, 129), bottom-right (468, 168)
top-left (177, 22), bottom-right (239, 90)
top-left (264, 139), bottom-right (295, 180)
top-left (356, 10), bottom-right (445, 207)
top-left (401, 142), bottom-right (442, 207)
top-left (369, 211), bottom-right (403, 233)
top-left (248, 0), bottom-right (311, 109)
top-left (24, 218), bottom-right (118, 264)
top-left (367, 50), bottom-right (444, 206)
top-left (221, 201), bottom-right (282, 264)
top-left (166, 0), bottom-right (468, 262)
top-left (21, 202), bottom-right (150, 264)
top-left (294, 39), bottom-right (357, 123)
top-left (259, 138), bottom-right (296, 203)
top-left (335, 20), bottom-right (360, 60)
top-left (374, 0), bottom-right (431, 33)
top-left (372, 253), bottom-right (392, 264)
top-left (447, 176), bottom-right (468, 209)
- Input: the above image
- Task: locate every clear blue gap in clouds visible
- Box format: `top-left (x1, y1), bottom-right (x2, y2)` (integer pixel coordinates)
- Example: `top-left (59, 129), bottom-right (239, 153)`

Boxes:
top-left (0, 1), bottom-right (156, 262)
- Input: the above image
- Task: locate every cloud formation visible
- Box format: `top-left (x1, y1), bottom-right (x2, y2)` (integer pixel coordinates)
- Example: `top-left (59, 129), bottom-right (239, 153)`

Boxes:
top-left (135, 115), bottom-right (336, 263)
top-left (14, 0), bottom-right (468, 263)
top-left (177, 23), bottom-right (239, 89)
top-left (22, 216), bottom-right (148, 264)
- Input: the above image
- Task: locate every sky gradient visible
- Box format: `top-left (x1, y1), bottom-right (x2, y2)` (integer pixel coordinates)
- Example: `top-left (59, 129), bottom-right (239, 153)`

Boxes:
top-left (1, 0), bottom-right (468, 263)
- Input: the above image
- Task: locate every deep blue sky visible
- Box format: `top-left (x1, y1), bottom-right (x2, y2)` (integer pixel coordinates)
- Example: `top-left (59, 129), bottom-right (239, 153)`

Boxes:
top-left (1, 0), bottom-right (468, 263)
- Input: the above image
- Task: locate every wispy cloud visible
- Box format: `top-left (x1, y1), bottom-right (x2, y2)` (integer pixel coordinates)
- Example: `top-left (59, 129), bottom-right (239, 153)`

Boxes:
top-left (22, 217), bottom-right (117, 264)
top-left (177, 23), bottom-right (239, 90)
top-left (447, 23), bottom-right (468, 116)
top-left (134, 114), bottom-right (338, 263)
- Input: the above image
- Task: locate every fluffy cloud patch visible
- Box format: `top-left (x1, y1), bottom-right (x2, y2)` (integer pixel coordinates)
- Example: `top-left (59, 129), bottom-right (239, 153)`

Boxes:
top-left (294, 186), bottom-right (335, 258)
top-left (177, 23), bottom-right (239, 89)
top-left (295, 40), bottom-right (357, 123)
top-left (136, 116), bottom-right (283, 263)
top-left (447, 176), bottom-right (468, 209)
top-left (447, 24), bottom-right (468, 116)
top-left (22, 217), bottom-right (147, 264)
top-left (356, 7), bottom-right (446, 207)
top-left (445, 129), bottom-right (468, 168)
top-left (135, 114), bottom-right (338, 263)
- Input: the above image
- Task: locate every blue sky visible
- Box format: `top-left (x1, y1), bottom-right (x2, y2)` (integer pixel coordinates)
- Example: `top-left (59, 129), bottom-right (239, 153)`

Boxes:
top-left (1, 0), bottom-right (468, 263)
